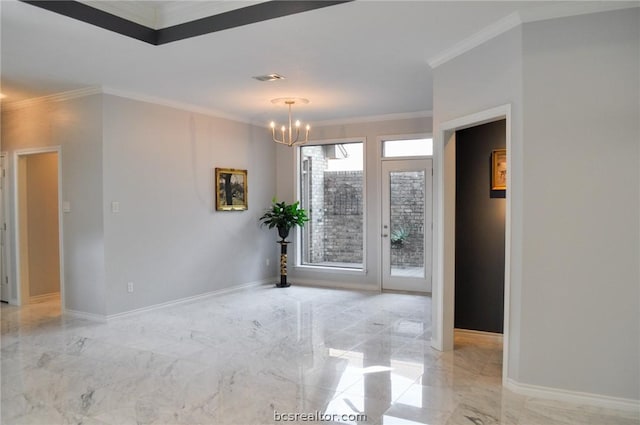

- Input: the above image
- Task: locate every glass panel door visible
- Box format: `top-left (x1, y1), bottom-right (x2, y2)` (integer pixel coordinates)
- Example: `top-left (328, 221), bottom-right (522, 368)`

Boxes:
top-left (382, 159), bottom-right (432, 292)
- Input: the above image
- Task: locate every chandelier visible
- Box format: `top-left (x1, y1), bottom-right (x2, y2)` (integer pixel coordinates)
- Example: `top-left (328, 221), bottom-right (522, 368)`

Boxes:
top-left (269, 98), bottom-right (310, 147)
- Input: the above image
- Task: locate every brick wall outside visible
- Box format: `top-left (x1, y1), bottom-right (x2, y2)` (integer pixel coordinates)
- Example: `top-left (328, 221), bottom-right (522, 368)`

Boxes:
top-left (300, 149), bottom-right (424, 268)
top-left (323, 171), bottom-right (363, 264)
top-left (390, 171), bottom-right (425, 268)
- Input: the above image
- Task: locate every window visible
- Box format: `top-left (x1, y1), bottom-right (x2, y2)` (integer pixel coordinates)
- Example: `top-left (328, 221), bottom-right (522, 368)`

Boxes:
top-left (299, 141), bottom-right (364, 269)
top-left (382, 138), bottom-right (432, 157)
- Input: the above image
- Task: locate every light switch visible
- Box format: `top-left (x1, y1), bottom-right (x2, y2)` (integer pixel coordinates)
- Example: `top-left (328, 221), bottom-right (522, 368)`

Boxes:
top-left (111, 201), bottom-right (120, 213)
top-left (62, 201), bottom-right (71, 213)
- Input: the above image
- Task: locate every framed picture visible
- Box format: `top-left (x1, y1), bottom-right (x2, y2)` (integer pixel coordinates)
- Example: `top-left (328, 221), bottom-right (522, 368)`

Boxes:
top-left (491, 149), bottom-right (507, 190)
top-left (215, 168), bottom-right (248, 211)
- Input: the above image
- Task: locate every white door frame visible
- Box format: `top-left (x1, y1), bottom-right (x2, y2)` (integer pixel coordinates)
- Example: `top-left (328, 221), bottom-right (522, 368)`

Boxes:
top-left (432, 104), bottom-right (512, 384)
top-left (0, 153), bottom-right (8, 302)
top-left (381, 158), bottom-right (432, 293)
top-left (13, 146), bottom-right (65, 309)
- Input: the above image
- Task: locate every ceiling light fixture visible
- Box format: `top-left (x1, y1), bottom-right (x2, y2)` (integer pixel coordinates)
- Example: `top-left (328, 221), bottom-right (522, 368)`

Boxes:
top-left (253, 73), bottom-right (286, 82)
top-left (270, 98), bottom-right (310, 147)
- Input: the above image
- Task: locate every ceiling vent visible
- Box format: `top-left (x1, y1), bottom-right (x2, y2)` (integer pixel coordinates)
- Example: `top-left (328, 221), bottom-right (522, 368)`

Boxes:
top-left (252, 73), bottom-right (286, 82)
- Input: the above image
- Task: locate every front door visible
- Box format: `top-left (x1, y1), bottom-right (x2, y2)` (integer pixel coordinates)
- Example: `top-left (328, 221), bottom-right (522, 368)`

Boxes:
top-left (381, 159), bottom-right (432, 292)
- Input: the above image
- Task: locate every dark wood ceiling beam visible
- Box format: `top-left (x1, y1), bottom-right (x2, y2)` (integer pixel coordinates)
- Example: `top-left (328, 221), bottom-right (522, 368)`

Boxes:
top-left (20, 0), bottom-right (353, 46)
top-left (21, 1), bottom-right (157, 44)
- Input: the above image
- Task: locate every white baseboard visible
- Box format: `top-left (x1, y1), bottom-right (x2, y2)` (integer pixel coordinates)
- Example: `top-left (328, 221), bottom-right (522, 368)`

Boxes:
top-left (64, 308), bottom-right (108, 322)
top-left (505, 378), bottom-right (640, 412)
top-left (29, 292), bottom-right (60, 304)
top-left (106, 278), bottom-right (273, 320)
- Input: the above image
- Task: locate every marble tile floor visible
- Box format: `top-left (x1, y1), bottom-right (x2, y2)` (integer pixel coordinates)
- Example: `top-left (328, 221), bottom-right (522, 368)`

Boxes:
top-left (1, 285), bottom-right (638, 425)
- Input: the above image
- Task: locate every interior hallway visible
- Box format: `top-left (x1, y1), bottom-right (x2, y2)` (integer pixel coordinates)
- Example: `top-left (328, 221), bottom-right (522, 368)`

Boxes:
top-left (1, 286), bottom-right (637, 425)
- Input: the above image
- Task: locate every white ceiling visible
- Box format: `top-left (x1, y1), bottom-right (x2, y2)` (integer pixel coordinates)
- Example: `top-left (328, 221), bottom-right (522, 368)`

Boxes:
top-left (1, 0), bottom-right (636, 124)
top-left (84, 1), bottom-right (265, 29)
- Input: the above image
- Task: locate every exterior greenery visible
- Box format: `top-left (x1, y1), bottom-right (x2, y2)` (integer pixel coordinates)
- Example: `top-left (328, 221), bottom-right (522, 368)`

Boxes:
top-left (391, 226), bottom-right (410, 248)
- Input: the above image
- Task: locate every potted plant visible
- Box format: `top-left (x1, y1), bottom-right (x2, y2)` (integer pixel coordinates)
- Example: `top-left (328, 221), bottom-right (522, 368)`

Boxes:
top-left (390, 226), bottom-right (409, 248)
top-left (259, 199), bottom-right (308, 241)
top-left (259, 199), bottom-right (308, 288)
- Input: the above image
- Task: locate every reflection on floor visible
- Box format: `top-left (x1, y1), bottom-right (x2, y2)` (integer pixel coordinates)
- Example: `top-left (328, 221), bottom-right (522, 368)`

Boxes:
top-left (1, 286), bottom-right (638, 424)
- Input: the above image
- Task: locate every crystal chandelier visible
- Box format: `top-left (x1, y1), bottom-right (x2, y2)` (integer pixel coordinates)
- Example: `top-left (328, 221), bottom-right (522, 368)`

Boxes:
top-left (269, 98), bottom-right (310, 147)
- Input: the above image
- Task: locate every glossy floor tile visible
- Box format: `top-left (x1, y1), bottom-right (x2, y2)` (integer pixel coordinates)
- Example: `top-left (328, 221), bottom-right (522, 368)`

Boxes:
top-left (1, 285), bottom-right (638, 425)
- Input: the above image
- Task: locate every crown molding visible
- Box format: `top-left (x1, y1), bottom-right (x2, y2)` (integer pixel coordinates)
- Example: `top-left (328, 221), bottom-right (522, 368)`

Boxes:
top-left (428, 3), bottom-right (639, 69)
top-left (519, 1), bottom-right (639, 25)
top-left (308, 110), bottom-right (433, 128)
top-left (2, 86), bottom-right (102, 111)
top-left (101, 87), bottom-right (251, 124)
top-left (3, 86), bottom-right (431, 127)
top-left (2, 85), bottom-right (252, 124)
top-left (427, 12), bottom-right (522, 69)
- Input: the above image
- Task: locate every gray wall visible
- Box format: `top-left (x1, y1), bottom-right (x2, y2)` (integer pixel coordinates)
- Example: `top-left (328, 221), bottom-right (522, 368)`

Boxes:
top-left (433, 25), bottom-right (524, 374)
top-left (2, 95), bottom-right (107, 315)
top-left (519, 9), bottom-right (639, 400)
top-left (102, 95), bottom-right (277, 315)
top-left (433, 8), bottom-right (639, 400)
top-left (2, 93), bottom-right (277, 317)
top-left (277, 117), bottom-right (432, 289)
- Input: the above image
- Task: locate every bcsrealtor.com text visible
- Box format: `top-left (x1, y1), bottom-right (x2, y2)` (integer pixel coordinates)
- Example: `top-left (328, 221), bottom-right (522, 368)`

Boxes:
top-left (274, 410), bottom-right (367, 422)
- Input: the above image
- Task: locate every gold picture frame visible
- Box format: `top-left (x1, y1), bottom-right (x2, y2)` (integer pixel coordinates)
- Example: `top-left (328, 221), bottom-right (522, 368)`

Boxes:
top-left (215, 168), bottom-right (248, 211)
top-left (491, 149), bottom-right (507, 190)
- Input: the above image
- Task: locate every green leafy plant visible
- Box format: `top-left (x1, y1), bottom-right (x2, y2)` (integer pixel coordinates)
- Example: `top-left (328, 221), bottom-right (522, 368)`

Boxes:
top-left (390, 226), bottom-right (410, 248)
top-left (259, 198), bottom-right (309, 241)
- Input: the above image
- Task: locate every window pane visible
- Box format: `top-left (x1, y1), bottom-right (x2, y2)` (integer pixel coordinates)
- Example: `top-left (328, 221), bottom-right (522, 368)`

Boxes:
top-left (383, 138), bottom-right (432, 157)
top-left (389, 171), bottom-right (425, 278)
top-left (300, 142), bottom-right (364, 269)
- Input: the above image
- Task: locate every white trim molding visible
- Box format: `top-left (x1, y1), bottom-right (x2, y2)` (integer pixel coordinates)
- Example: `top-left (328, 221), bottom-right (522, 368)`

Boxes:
top-left (64, 308), bottom-right (108, 323)
top-left (63, 278), bottom-right (274, 322)
top-left (2, 87), bottom-right (102, 111)
top-left (105, 278), bottom-right (272, 320)
top-left (310, 110), bottom-right (433, 128)
top-left (505, 378), bottom-right (640, 412)
top-left (427, 3), bottom-right (640, 69)
top-left (2, 86), bottom-right (252, 125)
top-left (101, 87), bottom-right (251, 124)
top-left (428, 13), bottom-right (521, 69)
top-left (13, 146), bottom-right (65, 310)
top-left (432, 104), bottom-right (512, 388)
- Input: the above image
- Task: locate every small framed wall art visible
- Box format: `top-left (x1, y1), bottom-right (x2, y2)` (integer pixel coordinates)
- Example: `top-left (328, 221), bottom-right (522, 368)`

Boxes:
top-left (215, 168), bottom-right (248, 211)
top-left (491, 149), bottom-right (507, 190)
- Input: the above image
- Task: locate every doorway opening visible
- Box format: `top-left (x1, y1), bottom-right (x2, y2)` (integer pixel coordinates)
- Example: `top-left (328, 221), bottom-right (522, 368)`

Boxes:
top-left (432, 104), bottom-right (512, 384)
top-left (454, 120), bottom-right (506, 334)
top-left (14, 147), bottom-right (64, 309)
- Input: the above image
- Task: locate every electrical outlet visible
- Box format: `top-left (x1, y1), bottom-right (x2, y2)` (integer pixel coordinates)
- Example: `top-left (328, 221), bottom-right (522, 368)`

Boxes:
top-left (127, 282), bottom-right (134, 293)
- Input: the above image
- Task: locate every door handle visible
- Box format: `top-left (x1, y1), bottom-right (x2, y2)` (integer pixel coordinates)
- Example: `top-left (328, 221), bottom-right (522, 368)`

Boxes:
top-left (382, 234), bottom-right (389, 237)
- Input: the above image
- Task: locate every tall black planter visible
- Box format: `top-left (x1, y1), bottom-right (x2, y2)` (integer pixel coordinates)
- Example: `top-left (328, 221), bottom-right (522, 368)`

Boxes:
top-left (277, 241), bottom-right (291, 288)
top-left (277, 226), bottom-right (290, 241)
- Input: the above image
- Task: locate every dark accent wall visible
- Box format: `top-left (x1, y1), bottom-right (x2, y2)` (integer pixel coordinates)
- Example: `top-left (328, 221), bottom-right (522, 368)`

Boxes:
top-left (455, 120), bottom-right (506, 333)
